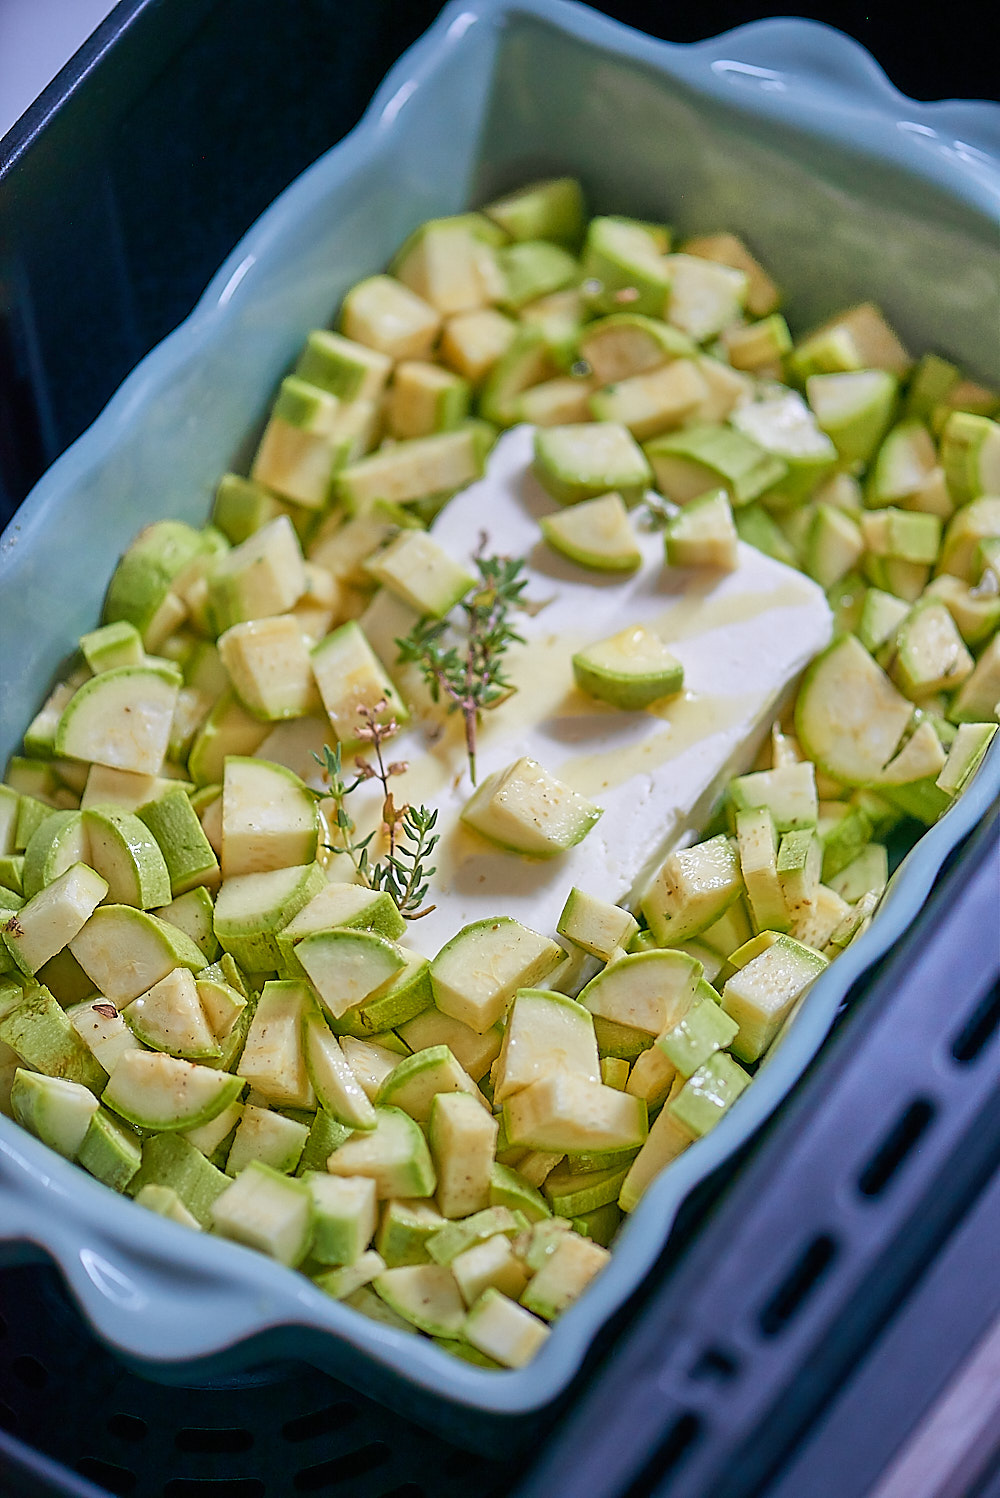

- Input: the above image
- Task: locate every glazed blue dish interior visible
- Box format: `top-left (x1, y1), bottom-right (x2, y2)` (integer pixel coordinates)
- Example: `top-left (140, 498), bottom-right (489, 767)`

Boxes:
top-left (1, 0), bottom-right (998, 1448)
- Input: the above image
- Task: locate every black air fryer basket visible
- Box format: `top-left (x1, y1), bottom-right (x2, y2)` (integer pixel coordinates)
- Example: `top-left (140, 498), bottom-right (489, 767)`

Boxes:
top-left (1, 5), bottom-right (998, 1496)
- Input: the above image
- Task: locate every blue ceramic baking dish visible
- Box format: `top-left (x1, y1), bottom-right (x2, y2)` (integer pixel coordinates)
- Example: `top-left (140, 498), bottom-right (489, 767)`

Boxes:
top-left (1, 0), bottom-right (998, 1450)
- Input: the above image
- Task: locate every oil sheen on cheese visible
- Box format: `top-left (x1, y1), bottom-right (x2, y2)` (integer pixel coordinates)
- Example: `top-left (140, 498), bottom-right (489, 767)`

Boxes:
top-left (314, 427), bottom-right (833, 959)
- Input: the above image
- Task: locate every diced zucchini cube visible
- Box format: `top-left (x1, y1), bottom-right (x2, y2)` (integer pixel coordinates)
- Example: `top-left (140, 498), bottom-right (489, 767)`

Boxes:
top-left (827, 843), bottom-right (889, 904)
top-left (56, 664), bottom-right (181, 778)
top-left (220, 757), bottom-right (318, 877)
top-left (891, 601), bottom-right (974, 700)
top-left (251, 388), bottom-right (356, 510)
top-left (452, 1233), bottom-right (529, 1308)
top-left (806, 369), bottom-right (898, 466)
top-left (803, 504), bottom-right (864, 591)
top-left (365, 530), bottom-right (473, 618)
top-left (373, 1262), bottom-right (466, 1337)
top-left (580, 216), bottom-right (672, 318)
top-left (386, 360), bottom-right (470, 440)
top-left (729, 762), bottom-right (818, 832)
top-left (124, 965), bottom-right (221, 1061)
top-left (463, 1288), bottom-right (549, 1368)
top-left (295, 1108), bottom-right (352, 1178)
top-left (950, 635), bottom-right (1000, 724)
top-left (557, 888), bottom-right (639, 961)
top-left (429, 1090), bottom-right (498, 1219)
top-left (590, 358), bottom-right (708, 442)
top-left (721, 933), bottom-right (828, 1061)
top-left (664, 253), bottom-right (747, 341)
top-left (375, 1198), bottom-right (447, 1267)
top-left (790, 303), bottom-right (910, 381)
top-left (210, 1160), bottom-right (314, 1267)
top-left (939, 498), bottom-right (1000, 583)
top-left (212, 473), bottom-right (282, 545)
top-left (314, 1249), bottom-right (387, 1301)
top-left (645, 423), bottom-right (787, 507)
top-left (572, 625), bottom-right (683, 710)
top-left (496, 240), bottom-right (577, 312)
top-left (936, 723), bottom-right (997, 796)
top-left (104, 1049), bottom-right (242, 1132)
top-left (341, 275), bottom-right (441, 361)
top-left (520, 1231), bottom-right (610, 1320)
top-left (295, 929), bottom-right (406, 1023)
top-left (311, 620), bottom-right (408, 750)
top-left (664, 487), bottom-right (738, 570)
top-left (302, 1172), bottom-right (378, 1265)
top-left (657, 992), bottom-right (739, 1077)
top-left (392, 216), bottom-right (504, 315)
top-left (10, 1068), bottom-right (100, 1159)
top-left (877, 718), bottom-right (948, 788)
top-left (939, 411), bottom-right (1000, 504)
top-left (82, 806), bottom-right (171, 911)
top-left (518, 375), bottom-right (594, 428)
top-left (209, 516), bottom-right (306, 634)
top-left (483, 177), bottom-right (585, 245)
top-left (640, 834), bottom-right (743, 944)
top-left (141, 783), bottom-right (222, 902)
top-left (722, 313), bottom-right (792, 372)
top-left (618, 1093), bottom-right (694, 1211)
top-left (795, 636), bottom-right (914, 786)
top-left (225, 1104), bottom-right (309, 1177)
top-left (80, 621), bottom-right (145, 674)
top-left (488, 1161), bottom-right (551, 1224)
top-left (294, 329), bottom-right (391, 402)
top-left (338, 1036), bottom-right (402, 1101)
top-left (236, 980), bottom-right (315, 1109)
top-left (440, 308), bottom-right (518, 385)
top-left (426, 1206), bottom-right (525, 1267)
top-left (218, 616), bottom-right (318, 721)
top-left (861, 507), bottom-right (941, 565)
top-left (302, 1012), bottom-right (376, 1131)
top-left (504, 1074), bottom-right (647, 1154)
top-left (578, 948), bottom-right (701, 1037)
top-left (730, 391), bottom-right (838, 505)
top-left (430, 916), bottom-right (564, 1033)
top-left (461, 756), bottom-right (602, 858)
top-left (776, 829), bottom-right (823, 919)
top-left (377, 1044), bottom-right (483, 1124)
top-left (134, 1183), bottom-right (203, 1230)
top-left (668, 1052), bottom-right (751, 1137)
top-left (128, 1133), bottom-right (230, 1226)
top-left (682, 233), bottom-right (780, 317)
top-left (3, 862), bottom-right (109, 976)
top-left (67, 996), bottom-right (140, 1074)
top-left (397, 1008), bottom-right (502, 1082)
top-left (326, 1106), bottom-right (436, 1199)
top-left (533, 422), bottom-right (652, 507)
top-left (213, 861), bottom-right (325, 972)
top-left (539, 491), bottom-right (642, 574)
top-left (76, 1106), bottom-right (143, 1191)
top-left (479, 324), bottom-right (558, 425)
top-left (735, 806), bottom-right (790, 934)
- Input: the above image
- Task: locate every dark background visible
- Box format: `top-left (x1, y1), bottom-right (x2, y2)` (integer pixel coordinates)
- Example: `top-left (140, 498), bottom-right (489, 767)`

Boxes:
top-left (0, 0), bottom-right (996, 526)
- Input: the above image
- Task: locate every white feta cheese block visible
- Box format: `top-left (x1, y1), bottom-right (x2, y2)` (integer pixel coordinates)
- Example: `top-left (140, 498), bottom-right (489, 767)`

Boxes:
top-left (344, 427), bottom-right (832, 959)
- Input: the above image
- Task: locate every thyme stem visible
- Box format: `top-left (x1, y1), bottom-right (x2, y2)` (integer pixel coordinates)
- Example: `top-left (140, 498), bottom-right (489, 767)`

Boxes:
top-left (395, 539), bottom-right (528, 784)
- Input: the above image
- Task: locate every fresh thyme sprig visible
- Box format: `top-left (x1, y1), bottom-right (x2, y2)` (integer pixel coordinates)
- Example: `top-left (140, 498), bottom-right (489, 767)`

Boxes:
top-left (313, 741), bottom-right (375, 886)
top-left (353, 699), bottom-right (410, 865)
top-left (395, 539), bottom-right (528, 784)
top-left (312, 704), bottom-right (439, 919)
top-left (367, 804), bottom-right (439, 921)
